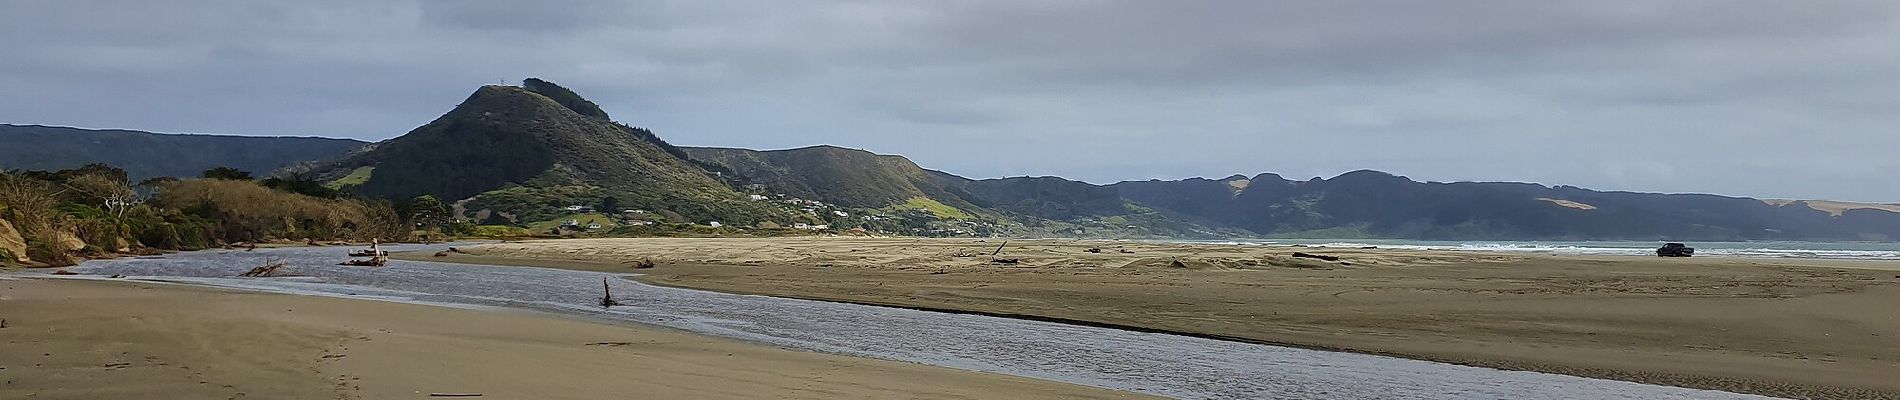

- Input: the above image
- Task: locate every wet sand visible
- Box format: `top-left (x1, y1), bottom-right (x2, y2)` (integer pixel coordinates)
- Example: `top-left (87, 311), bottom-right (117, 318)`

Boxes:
top-left (0, 278), bottom-right (1149, 400)
top-left (413, 237), bottom-right (1900, 399)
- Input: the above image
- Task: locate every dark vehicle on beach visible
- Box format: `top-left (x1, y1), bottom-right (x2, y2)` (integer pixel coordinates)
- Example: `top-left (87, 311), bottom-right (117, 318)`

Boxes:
top-left (1656, 242), bottom-right (1694, 257)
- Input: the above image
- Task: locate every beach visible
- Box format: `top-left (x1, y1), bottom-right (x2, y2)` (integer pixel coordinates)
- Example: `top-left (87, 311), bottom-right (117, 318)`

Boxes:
top-left (0, 278), bottom-right (1149, 400)
top-left (414, 237), bottom-right (1900, 399)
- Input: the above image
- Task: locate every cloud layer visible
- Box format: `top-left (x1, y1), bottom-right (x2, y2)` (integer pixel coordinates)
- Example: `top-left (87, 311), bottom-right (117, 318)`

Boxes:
top-left (4, 1), bottom-right (1896, 201)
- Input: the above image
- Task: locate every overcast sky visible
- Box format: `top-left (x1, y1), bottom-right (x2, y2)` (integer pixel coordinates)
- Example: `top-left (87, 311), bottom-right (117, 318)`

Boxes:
top-left (4, 1), bottom-right (1897, 201)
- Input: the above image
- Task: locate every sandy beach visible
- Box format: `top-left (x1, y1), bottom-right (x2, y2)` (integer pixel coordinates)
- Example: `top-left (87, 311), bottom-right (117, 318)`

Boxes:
top-left (0, 278), bottom-right (1150, 400)
top-left (412, 237), bottom-right (1900, 399)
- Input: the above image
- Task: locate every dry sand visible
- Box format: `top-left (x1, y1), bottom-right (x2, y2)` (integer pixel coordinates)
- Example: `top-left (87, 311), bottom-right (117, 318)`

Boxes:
top-left (0, 277), bottom-right (1150, 400)
top-left (417, 237), bottom-right (1900, 399)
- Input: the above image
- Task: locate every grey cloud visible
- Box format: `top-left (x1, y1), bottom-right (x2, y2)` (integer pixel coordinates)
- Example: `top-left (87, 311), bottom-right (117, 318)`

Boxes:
top-left (1, 1), bottom-right (1896, 200)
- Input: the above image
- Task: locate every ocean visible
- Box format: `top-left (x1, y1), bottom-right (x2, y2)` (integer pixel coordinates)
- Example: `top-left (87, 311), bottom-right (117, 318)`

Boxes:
top-left (1195, 239), bottom-right (1900, 261)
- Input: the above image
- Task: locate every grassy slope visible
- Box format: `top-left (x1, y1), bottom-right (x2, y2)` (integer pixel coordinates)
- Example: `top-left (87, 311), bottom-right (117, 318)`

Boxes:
top-left (683, 146), bottom-right (987, 211)
top-left (324, 166), bottom-right (374, 189)
top-left (889, 196), bottom-right (972, 220)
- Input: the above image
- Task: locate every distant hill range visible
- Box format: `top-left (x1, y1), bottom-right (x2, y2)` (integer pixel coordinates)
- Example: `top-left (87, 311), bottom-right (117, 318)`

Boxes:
top-left (1109, 172), bottom-right (1900, 241)
top-left (688, 146), bottom-right (1900, 241)
top-left (7, 79), bottom-right (1898, 241)
top-left (684, 145), bottom-right (1248, 237)
top-left (0, 124), bottom-right (367, 180)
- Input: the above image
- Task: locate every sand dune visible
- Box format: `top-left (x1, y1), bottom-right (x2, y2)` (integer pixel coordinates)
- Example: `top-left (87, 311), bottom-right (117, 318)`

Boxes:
top-left (426, 237), bottom-right (1900, 399)
top-left (1764, 199), bottom-right (1900, 216)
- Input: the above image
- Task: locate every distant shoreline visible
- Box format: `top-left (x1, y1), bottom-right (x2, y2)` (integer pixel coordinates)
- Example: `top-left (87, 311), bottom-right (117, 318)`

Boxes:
top-left (1147, 238), bottom-right (1900, 262)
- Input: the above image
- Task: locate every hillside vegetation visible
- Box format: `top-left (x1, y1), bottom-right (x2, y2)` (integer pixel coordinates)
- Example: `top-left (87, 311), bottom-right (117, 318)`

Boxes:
top-left (684, 146), bottom-right (987, 210)
top-left (0, 165), bottom-right (408, 266)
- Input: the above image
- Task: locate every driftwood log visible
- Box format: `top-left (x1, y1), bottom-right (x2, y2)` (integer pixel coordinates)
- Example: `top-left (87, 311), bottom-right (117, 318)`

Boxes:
top-left (339, 258), bottom-right (386, 267)
top-left (599, 277), bottom-right (622, 307)
top-left (1291, 252), bottom-right (1341, 262)
top-left (239, 262), bottom-right (288, 277)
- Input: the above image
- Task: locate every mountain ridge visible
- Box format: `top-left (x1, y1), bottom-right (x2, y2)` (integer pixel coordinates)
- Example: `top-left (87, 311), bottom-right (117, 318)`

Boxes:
top-left (6, 79), bottom-right (1897, 240)
top-left (0, 124), bottom-right (368, 179)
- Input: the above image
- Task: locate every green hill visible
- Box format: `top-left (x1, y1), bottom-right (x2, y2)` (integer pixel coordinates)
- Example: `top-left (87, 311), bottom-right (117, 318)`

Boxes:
top-left (956, 176), bottom-right (1132, 220)
top-left (683, 145), bottom-right (986, 211)
top-left (309, 79), bottom-right (785, 225)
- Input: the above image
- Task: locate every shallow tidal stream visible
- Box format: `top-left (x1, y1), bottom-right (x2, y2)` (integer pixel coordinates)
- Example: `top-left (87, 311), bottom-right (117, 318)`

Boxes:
top-left (54, 245), bottom-right (1773, 400)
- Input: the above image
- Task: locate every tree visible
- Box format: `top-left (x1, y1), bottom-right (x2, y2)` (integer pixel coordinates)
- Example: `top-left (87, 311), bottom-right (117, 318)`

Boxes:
top-left (479, 212), bottom-right (514, 226)
top-left (598, 196), bottom-right (620, 214)
top-left (522, 78), bottom-right (609, 119)
top-left (261, 172), bottom-right (340, 198)
top-left (202, 167), bottom-right (253, 181)
top-left (408, 195), bottom-right (453, 230)
top-left (134, 177), bottom-right (178, 198)
top-left (64, 173), bottom-right (138, 231)
top-left (0, 171), bottom-right (64, 236)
